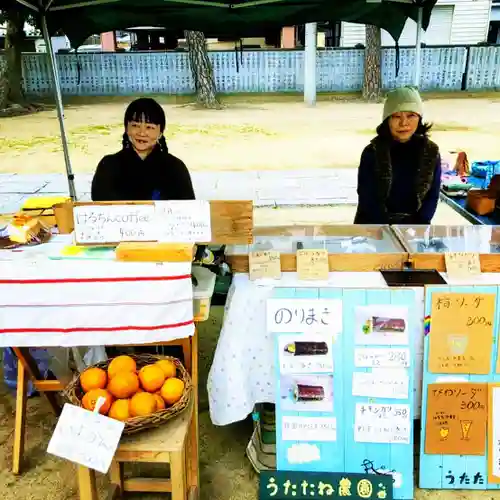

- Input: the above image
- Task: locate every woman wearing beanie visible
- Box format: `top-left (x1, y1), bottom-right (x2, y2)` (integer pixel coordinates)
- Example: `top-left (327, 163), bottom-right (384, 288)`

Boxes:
top-left (91, 97), bottom-right (195, 201)
top-left (354, 87), bottom-right (441, 225)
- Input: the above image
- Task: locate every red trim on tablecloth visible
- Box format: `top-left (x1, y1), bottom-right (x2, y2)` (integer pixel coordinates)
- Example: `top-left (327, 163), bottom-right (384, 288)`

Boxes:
top-left (0, 275), bottom-right (191, 285)
top-left (0, 319), bottom-right (194, 334)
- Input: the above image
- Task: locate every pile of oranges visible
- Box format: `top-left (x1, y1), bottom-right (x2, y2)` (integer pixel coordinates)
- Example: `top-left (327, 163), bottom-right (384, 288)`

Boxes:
top-left (79, 355), bottom-right (185, 422)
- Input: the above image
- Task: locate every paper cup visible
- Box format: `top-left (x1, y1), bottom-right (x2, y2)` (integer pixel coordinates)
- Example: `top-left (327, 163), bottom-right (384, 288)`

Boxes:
top-left (53, 202), bottom-right (74, 234)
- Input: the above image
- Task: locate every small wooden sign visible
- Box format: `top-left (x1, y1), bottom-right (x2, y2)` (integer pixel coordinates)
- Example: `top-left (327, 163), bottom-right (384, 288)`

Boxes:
top-left (259, 471), bottom-right (393, 499)
top-left (249, 251), bottom-right (281, 280)
top-left (445, 252), bottom-right (481, 278)
top-left (296, 249), bottom-right (329, 280)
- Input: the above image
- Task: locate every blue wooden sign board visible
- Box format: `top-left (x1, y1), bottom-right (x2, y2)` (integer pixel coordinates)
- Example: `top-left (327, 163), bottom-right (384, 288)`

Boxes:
top-left (269, 287), bottom-right (417, 500)
top-left (420, 285), bottom-right (500, 491)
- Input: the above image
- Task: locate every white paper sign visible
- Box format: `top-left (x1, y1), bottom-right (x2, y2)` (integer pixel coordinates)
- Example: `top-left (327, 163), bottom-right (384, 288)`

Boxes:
top-left (282, 416), bottom-right (337, 442)
top-left (355, 348), bottom-right (410, 368)
top-left (355, 305), bottom-right (409, 346)
top-left (74, 204), bottom-right (156, 244)
top-left (352, 370), bottom-right (409, 399)
top-left (354, 403), bottom-right (410, 444)
top-left (155, 200), bottom-right (211, 243)
top-left (47, 403), bottom-right (125, 474)
top-left (267, 299), bottom-right (343, 334)
top-left (491, 387), bottom-right (500, 478)
top-left (278, 334), bottom-right (333, 374)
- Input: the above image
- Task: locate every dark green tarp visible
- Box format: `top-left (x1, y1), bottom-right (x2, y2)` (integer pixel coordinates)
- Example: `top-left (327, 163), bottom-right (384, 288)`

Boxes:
top-left (9, 0), bottom-right (437, 49)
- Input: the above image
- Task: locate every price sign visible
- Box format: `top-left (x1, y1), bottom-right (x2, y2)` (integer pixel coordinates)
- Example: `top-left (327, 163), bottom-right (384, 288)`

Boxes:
top-left (445, 252), bottom-right (481, 278)
top-left (296, 249), bottom-right (329, 281)
top-left (429, 292), bottom-right (495, 374)
top-left (249, 251), bottom-right (281, 280)
top-left (47, 403), bottom-right (124, 474)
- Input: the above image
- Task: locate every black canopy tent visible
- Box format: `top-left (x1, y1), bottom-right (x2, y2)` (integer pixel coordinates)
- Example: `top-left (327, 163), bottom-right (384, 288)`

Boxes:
top-left (9, 0), bottom-right (437, 199)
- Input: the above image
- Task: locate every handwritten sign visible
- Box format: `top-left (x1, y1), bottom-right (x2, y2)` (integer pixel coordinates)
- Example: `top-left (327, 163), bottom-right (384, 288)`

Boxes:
top-left (47, 403), bottom-right (124, 473)
top-left (354, 348), bottom-right (410, 368)
top-left (429, 293), bottom-right (495, 374)
top-left (267, 299), bottom-right (343, 335)
top-left (296, 249), bottom-right (329, 281)
top-left (352, 370), bottom-right (409, 400)
top-left (445, 252), bottom-right (481, 278)
top-left (74, 204), bottom-right (156, 244)
top-left (424, 383), bottom-right (487, 455)
top-left (355, 403), bottom-right (411, 444)
top-left (249, 250), bottom-right (282, 280)
top-left (155, 200), bottom-right (211, 243)
top-left (282, 416), bottom-right (337, 442)
top-left (488, 384), bottom-right (500, 483)
top-left (259, 471), bottom-right (393, 500)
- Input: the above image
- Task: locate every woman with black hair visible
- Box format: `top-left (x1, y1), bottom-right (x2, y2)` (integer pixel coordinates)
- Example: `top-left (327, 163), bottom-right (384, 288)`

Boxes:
top-left (354, 87), bottom-right (441, 225)
top-left (91, 97), bottom-right (195, 201)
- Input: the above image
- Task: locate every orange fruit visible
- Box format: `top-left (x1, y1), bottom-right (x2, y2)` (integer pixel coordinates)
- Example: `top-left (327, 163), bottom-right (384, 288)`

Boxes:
top-left (155, 359), bottom-right (177, 379)
top-left (108, 355), bottom-right (136, 379)
top-left (80, 367), bottom-right (107, 393)
top-left (130, 392), bottom-right (157, 417)
top-left (160, 378), bottom-right (185, 405)
top-left (154, 393), bottom-right (166, 410)
top-left (82, 389), bottom-right (113, 415)
top-left (139, 364), bottom-right (166, 393)
top-left (107, 371), bottom-right (140, 399)
top-left (108, 399), bottom-right (131, 422)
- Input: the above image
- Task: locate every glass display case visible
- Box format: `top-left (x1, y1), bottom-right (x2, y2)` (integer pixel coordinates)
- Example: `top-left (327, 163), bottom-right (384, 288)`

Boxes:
top-left (393, 225), bottom-right (500, 272)
top-left (226, 225), bottom-right (408, 272)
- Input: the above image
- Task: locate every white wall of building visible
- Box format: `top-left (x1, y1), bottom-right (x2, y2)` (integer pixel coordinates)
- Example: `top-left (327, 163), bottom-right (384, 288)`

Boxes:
top-left (340, 0), bottom-right (492, 47)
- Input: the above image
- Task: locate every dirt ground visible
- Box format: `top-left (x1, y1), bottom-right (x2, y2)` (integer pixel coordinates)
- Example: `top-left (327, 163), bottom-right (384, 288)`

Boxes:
top-left (1, 93), bottom-right (500, 174)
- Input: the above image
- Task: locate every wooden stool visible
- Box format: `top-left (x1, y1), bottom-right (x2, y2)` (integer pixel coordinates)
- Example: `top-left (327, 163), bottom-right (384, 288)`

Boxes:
top-left (109, 401), bottom-right (193, 499)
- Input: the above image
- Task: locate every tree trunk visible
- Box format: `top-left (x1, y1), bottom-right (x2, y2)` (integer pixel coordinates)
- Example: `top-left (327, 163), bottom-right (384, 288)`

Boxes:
top-left (363, 25), bottom-right (382, 102)
top-left (184, 30), bottom-right (221, 109)
top-left (0, 8), bottom-right (26, 109)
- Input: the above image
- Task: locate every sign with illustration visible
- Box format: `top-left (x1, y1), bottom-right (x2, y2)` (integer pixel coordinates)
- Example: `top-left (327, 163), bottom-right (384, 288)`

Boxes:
top-left (268, 288), bottom-right (416, 500)
top-left (259, 471), bottom-right (393, 500)
top-left (420, 285), bottom-right (500, 491)
top-left (428, 292), bottom-right (495, 374)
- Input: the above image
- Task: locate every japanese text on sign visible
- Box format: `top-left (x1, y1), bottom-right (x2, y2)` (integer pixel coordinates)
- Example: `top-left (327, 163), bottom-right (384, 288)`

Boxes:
top-left (352, 371), bottom-right (409, 400)
top-left (296, 249), bottom-right (329, 281)
top-left (444, 470), bottom-right (484, 487)
top-left (74, 204), bottom-right (156, 244)
top-left (155, 200), bottom-right (211, 243)
top-left (249, 251), bottom-right (282, 280)
top-left (267, 299), bottom-right (343, 335)
top-left (429, 293), bottom-right (495, 374)
top-left (259, 471), bottom-right (393, 499)
top-left (47, 403), bottom-right (124, 474)
top-left (282, 416), bottom-right (337, 442)
top-left (354, 348), bottom-right (410, 369)
top-left (355, 404), bottom-right (411, 444)
top-left (445, 252), bottom-right (481, 278)
top-left (425, 383), bottom-right (488, 456)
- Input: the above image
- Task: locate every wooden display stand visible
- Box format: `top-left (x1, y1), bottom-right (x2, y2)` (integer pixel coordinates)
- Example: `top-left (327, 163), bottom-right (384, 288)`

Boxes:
top-left (226, 224), bottom-right (409, 272)
top-left (5, 199), bottom-right (254, 499)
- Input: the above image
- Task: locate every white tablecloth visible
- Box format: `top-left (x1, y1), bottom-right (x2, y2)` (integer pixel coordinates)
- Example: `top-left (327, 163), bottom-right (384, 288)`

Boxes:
top-left (0, 237), bottom-right (194, 347)
top-left (207, 272), bottom-right (426, 426)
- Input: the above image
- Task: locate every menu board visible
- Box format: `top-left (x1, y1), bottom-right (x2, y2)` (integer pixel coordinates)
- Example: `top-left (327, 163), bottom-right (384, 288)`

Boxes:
top-left (268, 288), bottom-right (417, 500)
top-left (420, 286), bottom-right (500, 491)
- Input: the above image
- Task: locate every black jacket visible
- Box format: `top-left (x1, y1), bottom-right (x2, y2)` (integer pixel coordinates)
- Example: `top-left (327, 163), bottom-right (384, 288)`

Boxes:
top-left (91, 146), bottom-right (195, 201)
top-left (354, 136), bottom-right (441, 225)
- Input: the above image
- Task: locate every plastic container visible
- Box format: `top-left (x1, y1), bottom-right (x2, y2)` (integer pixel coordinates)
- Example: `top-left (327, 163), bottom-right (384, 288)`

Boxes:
top-left (192, 265), bottom-right (216, 322)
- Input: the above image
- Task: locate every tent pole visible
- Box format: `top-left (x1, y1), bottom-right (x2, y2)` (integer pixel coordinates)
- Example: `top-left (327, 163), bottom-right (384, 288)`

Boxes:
top-left (40, 13), bottom-right (77, 200)
top-left (304, 22), bottom-right (317, 106)
top-left (414, 6), bottom-right (423, 87)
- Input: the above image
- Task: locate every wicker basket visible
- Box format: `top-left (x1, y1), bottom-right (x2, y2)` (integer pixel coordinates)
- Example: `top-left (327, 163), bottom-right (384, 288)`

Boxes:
top-left (64, 354), bottom-right (192, 435)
